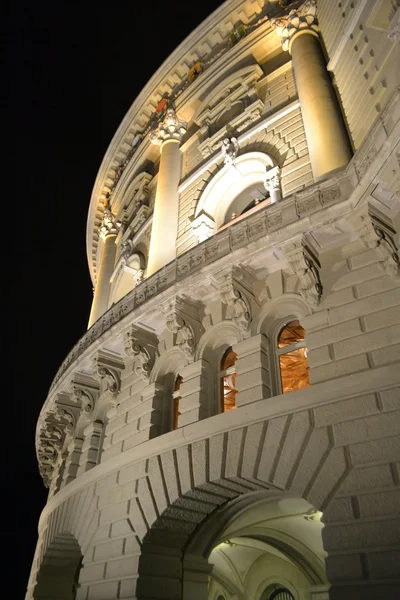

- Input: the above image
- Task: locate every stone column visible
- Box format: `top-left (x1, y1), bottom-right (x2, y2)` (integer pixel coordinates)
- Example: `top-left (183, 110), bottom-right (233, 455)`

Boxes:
top-left (147, 109), bottom-right (187, 277)
top-left (264, 166), bottom-right (282, 204)
top-left (272, 0), bottom-right (352, 181)
top-left (88, 209), bottom-right (120, 328)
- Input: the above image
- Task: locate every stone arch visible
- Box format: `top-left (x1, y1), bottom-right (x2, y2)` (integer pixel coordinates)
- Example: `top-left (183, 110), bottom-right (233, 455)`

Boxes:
top-left (32, 533), bottom-right (82, 600)
top-left (194, 152), bottom-right (276, 230)
top-left (133, 410), bottom-right (349, 599)
top-left (150, 347), bottom-right (189, 432)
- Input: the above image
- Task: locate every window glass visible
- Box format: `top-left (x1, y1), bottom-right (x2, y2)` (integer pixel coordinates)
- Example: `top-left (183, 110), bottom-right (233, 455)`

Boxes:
top-left (220, 347), bottom-right (237, 412)
top-left (278, 320), bottom-right (310, 394)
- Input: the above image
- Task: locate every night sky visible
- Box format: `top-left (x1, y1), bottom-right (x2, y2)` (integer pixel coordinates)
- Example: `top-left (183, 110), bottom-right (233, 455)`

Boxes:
top-left (7, 1), bottom-right (224, 596)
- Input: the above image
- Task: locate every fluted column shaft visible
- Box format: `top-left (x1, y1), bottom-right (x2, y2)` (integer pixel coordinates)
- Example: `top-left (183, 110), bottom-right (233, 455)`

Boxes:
top-left (88, 232), bottom-right (117, 328)
top-left (290, 32), bottom-right (352, 181)
top-left (147, 108), bottom-right (186, 277)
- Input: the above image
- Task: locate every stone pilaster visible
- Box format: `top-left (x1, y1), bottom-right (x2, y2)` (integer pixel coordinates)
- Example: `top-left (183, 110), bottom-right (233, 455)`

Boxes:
top-left (147, 109), bottom-right (187, 276)
top-left (233, 333), bottom-right (271, 407)
top-left (77, 420), bottom-right (103, 475)
top-left (61, 437), bottom-right (84, 486)
top-left (178, 359), bottom-right (211, 427)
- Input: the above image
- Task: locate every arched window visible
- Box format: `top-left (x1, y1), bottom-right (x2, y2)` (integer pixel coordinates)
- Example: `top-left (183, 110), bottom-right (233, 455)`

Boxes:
top-left (277, 320), bottom-right (310, 394)
top-left (172, 375), bottom-right (183, 429)
top-left (219, 347), bottom-right (237, 412)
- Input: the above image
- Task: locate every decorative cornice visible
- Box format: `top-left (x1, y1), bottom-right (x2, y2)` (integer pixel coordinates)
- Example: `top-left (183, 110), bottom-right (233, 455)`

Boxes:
top-left (149, 109), bottom-right (187, 146)
top-left (271, 0), bottom-right (319, 52)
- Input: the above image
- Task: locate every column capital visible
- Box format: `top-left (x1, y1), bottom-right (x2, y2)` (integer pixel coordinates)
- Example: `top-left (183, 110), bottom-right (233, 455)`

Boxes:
top-left (271, 0), bottom-right (319, 52)
top-left (100, 209), bottom-right (121, 240)
top-left (150, 108), bottom-right (187, 146)
top-left (263, 166), bottom-right (281, 193)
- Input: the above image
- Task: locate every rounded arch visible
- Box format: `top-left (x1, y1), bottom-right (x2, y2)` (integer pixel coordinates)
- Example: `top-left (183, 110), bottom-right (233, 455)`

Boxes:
top-left (195, 152), bottom-right (276, 229)
top-left (195, 321), bottom-right (243, 364)
top-left (33, 533), bottom-right (82, 600)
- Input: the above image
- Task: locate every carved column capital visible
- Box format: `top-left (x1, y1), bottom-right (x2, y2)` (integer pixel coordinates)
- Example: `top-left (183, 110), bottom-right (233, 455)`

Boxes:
top-left (282, 238), bottom-right (323, 306)
top-left (100, 209), bottom-right (121, 240)
top-left (124, 327), bottom-right (157, 381)
top-left (271, 0), bottom-right (319, 52)
top-left (264, 166), bottom-right (281, 192)
top-left (150, 108), bottom-right (187, 146)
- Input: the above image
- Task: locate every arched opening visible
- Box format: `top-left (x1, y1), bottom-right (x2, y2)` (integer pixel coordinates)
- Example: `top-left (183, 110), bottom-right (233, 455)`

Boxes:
top-left (277, 320), bottom-right (310, 394)
top-left (33, 533), bottom-right (83, 600)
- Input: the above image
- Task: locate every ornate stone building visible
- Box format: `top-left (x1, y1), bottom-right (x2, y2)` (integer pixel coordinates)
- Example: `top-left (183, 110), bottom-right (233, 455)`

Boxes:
top-left (27, 1), bottom-right (400, 599)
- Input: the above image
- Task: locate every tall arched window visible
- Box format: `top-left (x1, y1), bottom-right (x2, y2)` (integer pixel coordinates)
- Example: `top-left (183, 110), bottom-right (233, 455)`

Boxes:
top-left (172, 375), bottom-right (183, 429)
top-left (277, 320), bottom-right (310, 394)
top-left (219, 347), bottom-right (237, 412)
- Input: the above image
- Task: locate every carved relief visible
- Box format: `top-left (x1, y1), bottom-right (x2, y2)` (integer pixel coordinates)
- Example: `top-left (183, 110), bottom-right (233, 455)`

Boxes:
top-left (221, 137), bottom-right (239, 167)
top-left (150, 108), bottom-right (187, 145)
top-left (356, 211), bottom-right (399, 278)
top-left (124, 328), bottom-right (157, 381)
top-left (93, 355), bottom-right (123, 403)
top-left (70, 380), bottom-right (98, 416)
top-left (282, 239), bottom-right (323, 306)
top-left (217, 267), bottom-right (253, 334)
top-left (163, 300), bottom-right (196, 361)
top-left (271, 0), bottom-right (319, 51)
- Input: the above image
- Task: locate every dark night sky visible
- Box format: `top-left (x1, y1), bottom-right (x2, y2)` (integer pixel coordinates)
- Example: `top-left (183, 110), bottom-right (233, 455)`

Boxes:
top-left (6, 1), bottom-right (224, 596)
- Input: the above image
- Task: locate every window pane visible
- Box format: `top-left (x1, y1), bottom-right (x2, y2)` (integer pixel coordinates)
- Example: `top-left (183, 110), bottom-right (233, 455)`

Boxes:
top-left (279, 347), bottom-right (310, 394)
top-left (278, 320), bottom-right (305, 348)
top-left (221, 347), bottom-right (238, 411)
top-left (222, 372), bottom-right (237, 412)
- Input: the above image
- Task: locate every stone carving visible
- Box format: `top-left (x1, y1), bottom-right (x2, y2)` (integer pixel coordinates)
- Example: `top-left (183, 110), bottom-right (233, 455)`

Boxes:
top-left (387, 7), bottom-right (400, 42)
top-left (283, 240), bottom-right (323, 306)
top-left (357, 212), bottom-right (399, 278)
top-left (221, 136), bottom-right (239, 166)
top-left (271, 0), bottom-right (319, 51)
top-left (124, 330), bottom-right (155, 381)
top-left (121, 239), bottom-right (134, 262)
top-left (264, 166), bottom-right (281, 201)
top-left (220, 272), bottom-right (252, 334)
top-left (100, 207), bottom-right (121, 240)
top-left (191, 211), bottom-right (216, 243)
top-left (54, 406), bottom-right (75, 432)
top-left (94, 360), bottom-right (121, 395)
top-left (70, 383), bottom-right (95, 416)
top-left (150, 108), bottom-right (187, 145)
top-left (164, 302), bottom-right (195, 360)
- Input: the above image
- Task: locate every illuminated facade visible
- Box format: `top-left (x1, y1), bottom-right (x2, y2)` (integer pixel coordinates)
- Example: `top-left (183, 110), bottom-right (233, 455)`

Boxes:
top-left (28, 1), bottom-right (400, 599)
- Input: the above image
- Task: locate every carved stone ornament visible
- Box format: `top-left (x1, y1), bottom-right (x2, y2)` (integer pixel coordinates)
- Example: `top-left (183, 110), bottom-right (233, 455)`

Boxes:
top-left (94, 358), bottom-right (121, 397)
top-left (124, 331), bottom-right (154, 381)
top-left (100, 209), bottom-right (121, 240)
top-left (357, 212), bottom-right (399, 279)
top-left (70, 383), bottom-right (95, 416)
top-left (164, 303), bottom-right (195, 361)
top-left (191, 211), bottom-right (216, 243)
top-left (220, 278), bottom-right (252, 333)
top-left (54, 406), bottom-right (76, 432)
top-left (283, 240), bottom-right (323, 306)
top-left (263, 166), bottom-right (281, 193)
top-left (271, 0), bottom-right (319, 52)
top-left (387, 7), bottom-right (400, 42)
top-left (221, 136), bottom-right (239, 167)
top-left (121, 239), bottom-right (134, 263)
top-left (150, 108), bottom-right (187, 145)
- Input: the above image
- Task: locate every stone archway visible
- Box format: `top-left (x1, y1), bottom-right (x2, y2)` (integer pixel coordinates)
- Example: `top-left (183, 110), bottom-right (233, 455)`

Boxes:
top-left (33, 533), bottom-right (82, 600)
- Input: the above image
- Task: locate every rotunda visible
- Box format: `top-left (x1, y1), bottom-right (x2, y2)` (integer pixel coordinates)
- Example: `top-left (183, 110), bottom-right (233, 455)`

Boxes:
top-left (28, 1), bottom-right (400, 599)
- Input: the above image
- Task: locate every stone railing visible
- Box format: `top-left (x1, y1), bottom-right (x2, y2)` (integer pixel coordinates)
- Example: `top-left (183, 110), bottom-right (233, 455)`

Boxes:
top-left (50, 168), bottom-right (354, 394)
